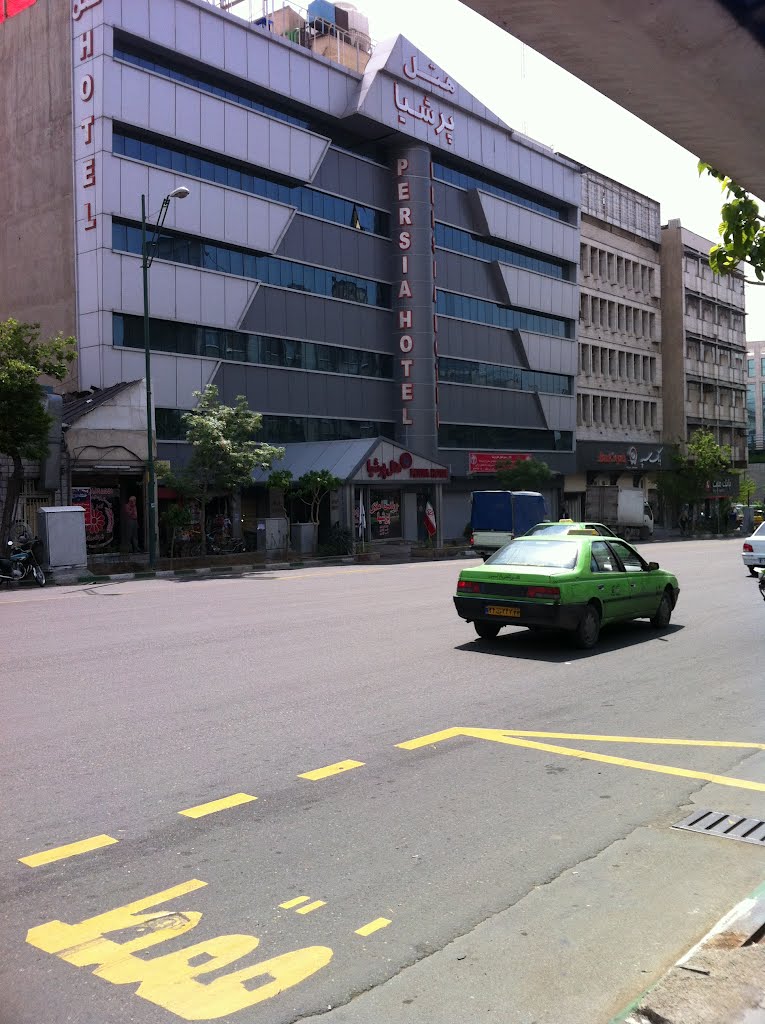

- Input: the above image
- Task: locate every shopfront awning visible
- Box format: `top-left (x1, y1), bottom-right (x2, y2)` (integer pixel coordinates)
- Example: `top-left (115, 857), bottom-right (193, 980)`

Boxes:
top-left (252, 437), bottom-right (450, 485)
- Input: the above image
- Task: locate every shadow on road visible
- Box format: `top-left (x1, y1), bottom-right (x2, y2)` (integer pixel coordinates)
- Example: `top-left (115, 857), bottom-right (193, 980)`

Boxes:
top-left (455, 621), bottom-right (684, 662)
top-left (165, 573), bottom-right (280, 584)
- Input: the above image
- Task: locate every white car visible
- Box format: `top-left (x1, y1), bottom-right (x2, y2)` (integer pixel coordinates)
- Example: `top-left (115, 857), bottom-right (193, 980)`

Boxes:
top-left (742, 523), bottom-right (765, 576)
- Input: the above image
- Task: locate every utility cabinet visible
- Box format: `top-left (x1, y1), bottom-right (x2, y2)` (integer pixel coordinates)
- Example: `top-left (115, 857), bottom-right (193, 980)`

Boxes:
top-left (37, 506), bottom-right (87, 570)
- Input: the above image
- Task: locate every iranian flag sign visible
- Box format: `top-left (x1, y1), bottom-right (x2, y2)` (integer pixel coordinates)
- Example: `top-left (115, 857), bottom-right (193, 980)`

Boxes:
top-left (423, 501), bottom-right (437, 538)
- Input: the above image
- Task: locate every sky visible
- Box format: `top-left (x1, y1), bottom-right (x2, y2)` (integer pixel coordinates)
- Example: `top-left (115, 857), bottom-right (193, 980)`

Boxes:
top-left (279, 0), bottom-right (764, 342)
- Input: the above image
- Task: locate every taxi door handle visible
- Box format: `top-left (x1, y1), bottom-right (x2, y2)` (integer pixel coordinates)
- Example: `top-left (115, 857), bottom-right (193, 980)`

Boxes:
top-left (597, 584), bottom-right (605, 590)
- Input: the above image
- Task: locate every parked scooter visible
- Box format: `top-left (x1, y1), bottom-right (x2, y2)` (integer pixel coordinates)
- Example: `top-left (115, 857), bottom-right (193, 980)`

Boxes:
top-left (0, 533), bottom-right (46, 587)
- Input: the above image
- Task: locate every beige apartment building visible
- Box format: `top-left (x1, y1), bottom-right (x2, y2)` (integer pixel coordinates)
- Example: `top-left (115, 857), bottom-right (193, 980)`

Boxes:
top-left (660, 220), bottom-right (748, 467)
top-left (747, 341), bottom-right (765, 453)
top-left (565, 170), bottom-right (664, 515)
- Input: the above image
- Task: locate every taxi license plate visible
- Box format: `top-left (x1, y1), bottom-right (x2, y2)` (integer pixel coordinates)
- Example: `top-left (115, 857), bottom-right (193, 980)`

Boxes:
top-left (485, 605), bottom-right (521, 618)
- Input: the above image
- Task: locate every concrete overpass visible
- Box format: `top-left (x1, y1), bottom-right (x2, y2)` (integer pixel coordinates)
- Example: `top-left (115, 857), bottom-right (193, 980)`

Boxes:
top-left (461, 0), bottom-right (765, 200)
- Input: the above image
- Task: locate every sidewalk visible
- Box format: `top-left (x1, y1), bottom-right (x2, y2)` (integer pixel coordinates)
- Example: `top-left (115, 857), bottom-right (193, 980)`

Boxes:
top-left (616, 880), bottom-right (765, 1024)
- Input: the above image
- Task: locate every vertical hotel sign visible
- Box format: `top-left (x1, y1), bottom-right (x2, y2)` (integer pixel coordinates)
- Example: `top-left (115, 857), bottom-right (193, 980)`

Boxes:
top-left (72, 0), bottom-right (102, 233)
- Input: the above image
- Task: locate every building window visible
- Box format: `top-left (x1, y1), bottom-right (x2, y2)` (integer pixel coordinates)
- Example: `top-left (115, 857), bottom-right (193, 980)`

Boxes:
top-left (436, 290), bottom-right (572, 338)
top-left (438, 357), bottom-right (572, 395)
top-left (112, 220), bottom-right (391, 308)
top-left (432, 161), bottom-right (571, 222)
top-left (438, 423), bottom-right (573, 451)
top-left (435, 223), bottom-right (571, 280)
top-left (114, 314), bottom-right (394, 378)
top-left (114, 127), bottom-right (389, 236)
top-left (749, 358), bottom-right (756, 377)
top-left (112, 36), bottom-right (386, 163)
top-left (156, 409), bottom-right (393, 443)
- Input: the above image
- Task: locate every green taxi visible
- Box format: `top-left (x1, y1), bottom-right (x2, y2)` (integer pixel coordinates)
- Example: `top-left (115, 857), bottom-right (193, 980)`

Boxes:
top-left (454, 532), bottom-right (680, 649)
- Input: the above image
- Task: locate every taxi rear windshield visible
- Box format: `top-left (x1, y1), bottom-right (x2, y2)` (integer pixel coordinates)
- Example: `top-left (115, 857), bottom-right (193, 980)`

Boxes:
top-left (487, 540), bottom-right (579, 569)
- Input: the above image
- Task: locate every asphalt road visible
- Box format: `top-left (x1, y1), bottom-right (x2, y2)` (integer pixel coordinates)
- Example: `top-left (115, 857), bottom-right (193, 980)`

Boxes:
top-left (1, 539), bottom-right (764, 1024)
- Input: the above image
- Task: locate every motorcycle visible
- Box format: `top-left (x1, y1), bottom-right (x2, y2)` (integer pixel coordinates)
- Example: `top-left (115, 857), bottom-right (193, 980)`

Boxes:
top-left (0, 533), bottom-right (46, 587)
top-left (756, 567), bottom-right (765, 602)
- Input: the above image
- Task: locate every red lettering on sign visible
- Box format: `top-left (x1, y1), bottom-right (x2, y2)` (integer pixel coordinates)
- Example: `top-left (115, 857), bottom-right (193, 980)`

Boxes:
top-left (80, 114), bottom-right (95, 145)
top-left (83, 158), bottom-right (96, 188)
top-left (80, 74), bottom-right (94, 101)
top-left (84, 202), bottom-right (97, 230)
top-left (79, 29), bottom-right (94, 61)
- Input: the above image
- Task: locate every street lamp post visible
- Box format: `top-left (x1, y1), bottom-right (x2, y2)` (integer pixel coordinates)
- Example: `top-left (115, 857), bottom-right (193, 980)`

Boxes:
top-left (141, 186), bottom-right (190, 568)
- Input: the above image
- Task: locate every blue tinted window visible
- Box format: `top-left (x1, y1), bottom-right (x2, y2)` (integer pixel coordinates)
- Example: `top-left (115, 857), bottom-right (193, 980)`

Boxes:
top-left (112, 218), bottom-right (391, 308)
top-left (113, 313), bottom-right (394, 379)
top-left (113, 126), bottom-right (389, 236)
top-left (438, 423), bottom-right (573, 451)
top-left (436, 290), bottom-right (572, 338)
top-left (435, 222), bottom-right (571, 281)
top-left (154, 408), bottom-right (394, 444)
top-left (439, 357), bottom-right (572, 395)
top-left (433, 162), bottom-right (571, 222)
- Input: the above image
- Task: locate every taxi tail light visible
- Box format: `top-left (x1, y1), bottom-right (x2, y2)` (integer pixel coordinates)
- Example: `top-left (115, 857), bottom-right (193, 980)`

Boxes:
top-left (469, 534), bottom-right (474, 546)
top-left (743, 543), bottom-right (753, 552)
top-left (527, 585), bottom-right (560, 599)
top-left (458, 580), bottom-right (480, 593)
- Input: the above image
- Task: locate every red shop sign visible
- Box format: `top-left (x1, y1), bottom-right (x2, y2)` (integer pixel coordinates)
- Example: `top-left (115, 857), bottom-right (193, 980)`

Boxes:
top-left (468, 452), bottom-right (531, 475)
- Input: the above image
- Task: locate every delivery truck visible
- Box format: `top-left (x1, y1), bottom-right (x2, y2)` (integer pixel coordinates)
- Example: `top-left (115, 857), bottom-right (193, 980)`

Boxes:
top-left (584, 486), bottom-right (654, 540)
top-left (470, 490), bottom-right (547, 558)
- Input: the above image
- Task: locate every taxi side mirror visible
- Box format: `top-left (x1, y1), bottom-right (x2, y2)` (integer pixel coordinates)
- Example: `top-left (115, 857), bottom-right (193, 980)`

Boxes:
top-left (647, 561), bottom-right (659, 571)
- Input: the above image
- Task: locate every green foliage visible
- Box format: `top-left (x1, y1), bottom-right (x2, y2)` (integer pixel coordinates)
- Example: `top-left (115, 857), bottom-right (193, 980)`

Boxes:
top-left (0, 319), bottom-right (77, 541)
top-left (657, 430), bottom-right (732, 515)
top-left (737, 473), bottom-right (757, 506)
top-left (165, 385), bottom-right (284, 554)
top-left (268, 468), bottom-right (341, 525)
top-left (698, 163), bottom-right (765, 280)
top-left (318, 523), bottom-right (353, 556)
top-left (294, 469), bottom-right (342, 525)
top-left (160, 503), bottom-right (193, 559)
top-left (495, 457), bottom-right (554, 492)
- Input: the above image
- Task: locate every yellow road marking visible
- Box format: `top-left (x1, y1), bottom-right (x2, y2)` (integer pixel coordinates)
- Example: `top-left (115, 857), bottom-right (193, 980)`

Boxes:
top-left (179, 793), bottom-right (257, 818)
top-left (298, 759), bottom-right (365, 781)
top-left (396, 728), bottom-right (765, 793)
top-left (20, 834), bottom-right (118, 867)
top-left (277, 569), bottom-right (383, 582)
top-left (280, 897), bottom-right (310, 909)
top-left (295, 900), bottom-right (326, 915)
top-left (355, 918), bottom-right (391, 937)
top-left (498, 730), bottom-right (765, 750)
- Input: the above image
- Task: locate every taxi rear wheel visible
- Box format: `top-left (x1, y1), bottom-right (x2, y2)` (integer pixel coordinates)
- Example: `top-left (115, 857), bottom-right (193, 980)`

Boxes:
top-left (474, 621), bottom-right (501, 640)
top-left (574, 604), bottom-right (600, 649)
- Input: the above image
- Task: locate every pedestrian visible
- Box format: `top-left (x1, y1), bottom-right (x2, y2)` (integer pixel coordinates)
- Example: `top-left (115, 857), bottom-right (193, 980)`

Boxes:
top-left (124, 495), bottom-right (140, 552)
top-left (679, 507), bottom-right (689, 537)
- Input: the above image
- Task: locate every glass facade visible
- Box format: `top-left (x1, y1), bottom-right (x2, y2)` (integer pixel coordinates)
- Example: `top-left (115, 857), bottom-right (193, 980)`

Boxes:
top-left (435, 223), bottom-right (570, 281)
top-left (436, 290), bottom-right (572, 338)
top-left (156, 409), bottom-right (393, 443)
top-left (112, 220), bottom-right (392, 308)
top-left (748, 358), bottom-right (755, 377)
top-left (433, 161), bottom-right (570, 222)
top-left (113, 37), bottom-right (386, 163)
top-left (438, 423), bottom-right (573, 451)
top-left (113, 127), bottom-right (389, 236)
top-left (439, 356), bottom-right (572, 395)
top-left (114, 313), bottom-right (393, 378)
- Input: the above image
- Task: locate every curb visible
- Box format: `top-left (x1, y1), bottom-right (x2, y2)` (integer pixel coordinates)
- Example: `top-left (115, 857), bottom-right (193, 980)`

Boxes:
top-left (611, 880), bottom-right (765, 1024)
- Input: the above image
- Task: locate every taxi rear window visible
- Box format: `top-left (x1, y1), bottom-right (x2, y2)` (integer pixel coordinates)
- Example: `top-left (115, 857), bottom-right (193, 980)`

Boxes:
top-left (487, 540), bottom-right (579, 569)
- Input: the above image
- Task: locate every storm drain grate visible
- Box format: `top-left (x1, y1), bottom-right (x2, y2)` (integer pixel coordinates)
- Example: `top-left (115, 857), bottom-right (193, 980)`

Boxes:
top-left (672, 808), bottom-right (765, 846)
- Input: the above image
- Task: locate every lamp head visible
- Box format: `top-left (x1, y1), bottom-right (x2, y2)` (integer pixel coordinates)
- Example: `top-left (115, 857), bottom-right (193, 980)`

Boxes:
top-left (168, 186), bottom-right (190, 200)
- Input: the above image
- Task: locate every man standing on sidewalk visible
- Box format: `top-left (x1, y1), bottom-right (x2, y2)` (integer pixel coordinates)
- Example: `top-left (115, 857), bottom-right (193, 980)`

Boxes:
top-left (124, 495), bottom-right (140, 553)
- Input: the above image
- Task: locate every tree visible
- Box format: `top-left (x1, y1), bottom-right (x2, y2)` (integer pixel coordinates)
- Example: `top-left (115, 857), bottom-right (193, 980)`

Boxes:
top-left (168, 385), bottom-right (283, 555)
top-left (495, 457), bottom-right (554, 492)
top-left (657, 429), bottom-right (732, 526)
top-left (738, 473), bottom-right (757, 507)
top-left (294, 469), bottom-right (342, 525)
top-left (0, 319), bottom-right (76, 543)
top-left (698, 163), bottom-right (765, 281)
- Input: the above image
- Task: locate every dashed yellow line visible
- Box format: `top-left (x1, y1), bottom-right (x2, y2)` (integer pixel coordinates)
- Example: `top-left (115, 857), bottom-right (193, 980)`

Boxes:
top-left (19, 834), bottom-right (118, 868)
top-left (295, 900), bottom-right (326, 914)
top-left (355, 917), bottom-right (391, 936)
top-left (280, 896), bottom-right (311, 909)
top-left (298, 759), bottom-right (365, 781)
top-left (179, 793), bottom-right (258, 818)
